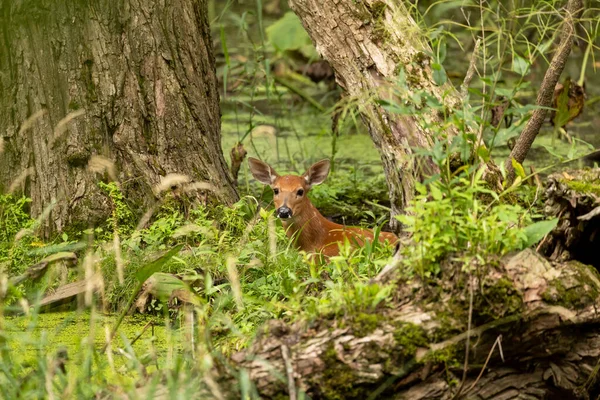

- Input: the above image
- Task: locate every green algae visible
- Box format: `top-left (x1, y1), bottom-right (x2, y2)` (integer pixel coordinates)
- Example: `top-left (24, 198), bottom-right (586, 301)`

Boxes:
top-left (2, 311), bottom-right (171, 378)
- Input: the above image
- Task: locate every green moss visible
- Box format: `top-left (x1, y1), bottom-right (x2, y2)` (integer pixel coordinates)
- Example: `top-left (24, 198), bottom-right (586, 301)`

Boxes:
top-left (565, 180), bottom-right (600, 196)
top-left (422, 345), bottom-right (459, 368)
top-left (68, 99), bottom-right (81, 110)
top-left (368, 1), bottom-right (390, 43)
top-left (406, 67), bottom-right (422, 87)
top-left (432, 307), bottom-right (465, 341)
top-left (542, 261), bottom-right (600, 309)
top-left (349, 1), bottom-right (372, 22)
top-left (4, 311), bottom-right (167, 373)
top-left (367, 1), bottom-right (387, 18)
top-left (350, 312), bottom-right (379, 337)
top-left (66, 149), bottom-right (90, 167)
top-left (393, 322), bottom-right (428, 358)
top-left (479, 277), bottom-right (523, 320)
top-left (372, 20), bottom-right (392, 44)
top-left (317, 344), bottom-right (367, 400)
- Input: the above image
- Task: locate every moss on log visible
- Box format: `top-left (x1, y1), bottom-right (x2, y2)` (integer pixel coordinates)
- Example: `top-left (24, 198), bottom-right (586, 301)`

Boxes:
top-left (232, 249), bottom-right (600, 399)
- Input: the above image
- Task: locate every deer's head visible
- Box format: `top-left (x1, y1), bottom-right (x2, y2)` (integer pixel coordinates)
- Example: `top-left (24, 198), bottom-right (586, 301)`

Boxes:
top-left (248, 158), bottom-right (330, 220)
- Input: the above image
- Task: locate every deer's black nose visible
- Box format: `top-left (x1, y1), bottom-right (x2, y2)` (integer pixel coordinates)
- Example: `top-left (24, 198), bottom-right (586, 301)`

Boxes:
top-left (277, 206), bottom-right (292, 219)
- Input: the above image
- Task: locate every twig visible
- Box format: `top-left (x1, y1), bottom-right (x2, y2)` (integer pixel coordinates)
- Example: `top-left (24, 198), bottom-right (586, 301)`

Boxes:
top-left (363, 199), bottom-right (392, 211)
top-left (504, 0), bottom-right (583, 182)
top-left (464, 335), bottom-right (504, 394)
top-left (476, 0), bottom-right (487, 150)
top-left (130, 321), bottom-right (153, 347)
top-left (451, 274), bottom-right (475, 399)
top-left (460, 38), bottom-right (481, 100)
top-left (281, 345), bottom-right (297, 400)
top-left (230, 142), bottom-right (248, 188)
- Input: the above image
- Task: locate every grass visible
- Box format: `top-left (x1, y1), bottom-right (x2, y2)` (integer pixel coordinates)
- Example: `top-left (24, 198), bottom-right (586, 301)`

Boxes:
top-left (0, 188), bottom-right (399, 397)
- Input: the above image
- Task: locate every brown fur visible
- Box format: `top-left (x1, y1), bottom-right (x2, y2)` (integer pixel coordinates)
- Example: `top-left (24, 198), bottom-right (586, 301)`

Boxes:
top-left (248, 158), bottom-right (398, 258)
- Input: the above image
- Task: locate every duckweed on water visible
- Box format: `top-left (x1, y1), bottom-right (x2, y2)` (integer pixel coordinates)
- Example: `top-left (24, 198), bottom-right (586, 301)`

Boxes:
top-left (3, 311), bottom-right (170, 374)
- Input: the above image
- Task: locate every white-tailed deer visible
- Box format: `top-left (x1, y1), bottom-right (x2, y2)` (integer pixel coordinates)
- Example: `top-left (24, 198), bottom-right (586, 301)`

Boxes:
top-left (248, 158), bottom-right (398, 258)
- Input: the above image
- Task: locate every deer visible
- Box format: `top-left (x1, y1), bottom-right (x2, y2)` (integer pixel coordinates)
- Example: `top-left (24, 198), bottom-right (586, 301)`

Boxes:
top-left (248, 157), bottom-right (398, 259)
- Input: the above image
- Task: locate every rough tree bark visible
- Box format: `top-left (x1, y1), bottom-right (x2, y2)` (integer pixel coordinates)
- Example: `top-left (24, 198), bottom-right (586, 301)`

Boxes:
top-left (0, 0), bottom-right (237, 235)
top-left (288, 0), bottom-right (463, 230)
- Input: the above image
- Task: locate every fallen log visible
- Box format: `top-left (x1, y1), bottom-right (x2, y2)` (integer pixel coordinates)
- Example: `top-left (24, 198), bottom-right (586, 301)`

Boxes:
top-left (39, 280), bottom-right (89, 309)
top-left (9, 252), bottom-right (77, 286)
top-left (233, 249), bottom-right (600, 399)
top-left (541, 169), bottom-right (600, 268)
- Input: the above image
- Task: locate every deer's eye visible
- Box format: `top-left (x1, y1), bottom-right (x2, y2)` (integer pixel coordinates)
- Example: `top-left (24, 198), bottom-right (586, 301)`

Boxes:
top-left (273, 188), bottom-right (279, 195)
top-left (296, 189), bottom-right (304, 197)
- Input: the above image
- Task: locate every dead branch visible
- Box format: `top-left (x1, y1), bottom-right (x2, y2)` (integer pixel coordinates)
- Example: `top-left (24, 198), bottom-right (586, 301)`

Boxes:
top-left (504, 0), bottom-right (583, 181)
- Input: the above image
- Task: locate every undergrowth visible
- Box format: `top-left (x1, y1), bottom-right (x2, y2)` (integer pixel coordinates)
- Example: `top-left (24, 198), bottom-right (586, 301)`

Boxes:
top-left (1, 0), bottom-right (598, 398)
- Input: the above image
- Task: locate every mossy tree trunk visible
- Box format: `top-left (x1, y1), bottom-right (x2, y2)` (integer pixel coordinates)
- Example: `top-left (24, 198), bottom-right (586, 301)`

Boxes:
top-left (0, 0), bottom-right (237, 235)
top-left (288, 0), bottom-right (463, 230)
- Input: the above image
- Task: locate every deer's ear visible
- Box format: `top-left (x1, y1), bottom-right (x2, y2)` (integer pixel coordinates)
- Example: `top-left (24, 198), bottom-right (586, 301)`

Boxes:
top-left (248, 158), bottom-right (279, 185)
top-left (303, 159), bottom-right (330, 187)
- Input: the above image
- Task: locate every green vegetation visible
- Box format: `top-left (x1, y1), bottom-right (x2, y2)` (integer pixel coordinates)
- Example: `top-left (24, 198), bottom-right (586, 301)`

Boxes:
top-left (98, 181), bottom-right (135, 237)
top-left (2, 0), bottom-right (600, 398)
top-left (566, 180), bottom-right (600, 196)
top-left (393, 322), bottom-right (429, 358)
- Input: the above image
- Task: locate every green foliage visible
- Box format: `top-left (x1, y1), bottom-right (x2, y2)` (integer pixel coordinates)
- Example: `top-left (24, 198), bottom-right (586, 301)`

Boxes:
top-left (266, 12), bottom-right (318, 59)
top-left (3, 0), bottom-right (600, 397)
top-left (0, 194), bottom-right (38, 275)
top-left (309, 168), bottom-right (390, 224)
top-left (98, 181), bottom-right (135, 237)
top-left (398, 177), bottom-right (529, 276)
top-left (0, 194), bottom-right (33, 241)
top-left (522, 219), bottom-right (558, 248)
top-left (396, 169), bottom-right (547, 278)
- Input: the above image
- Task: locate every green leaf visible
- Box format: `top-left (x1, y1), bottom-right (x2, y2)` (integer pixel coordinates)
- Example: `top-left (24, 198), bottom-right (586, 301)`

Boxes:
top-left (476, 146), bottom-right (490, 162)
top-left (494, 88), bottom-right (513, 97)
top-left (430, 184), bottom-right (443, 201)
top-left (266, 12), bottom-right (317, 58)
top-left (553, 79), bottom-right (572, 127)
top-left (376, 99), bottom-right (411, 115)
top-left (432, 63), bottom-right (447, 86)
top-left (511, 158), bottom-right (526, 179)
top-left (143, 273), bottom-right (202, 306)
top-left (512, 55), bottom-right (529, 76)
top-left (522, 219), bottom-right (558, 248)
top-left (490, 125), bottom-right (520, 148)
top-left (437, 38), bottom-right (447, 63)
top-left (539, 144), bottom-right (564, 161)
top-left (135, 244), bottom-right (184, 283)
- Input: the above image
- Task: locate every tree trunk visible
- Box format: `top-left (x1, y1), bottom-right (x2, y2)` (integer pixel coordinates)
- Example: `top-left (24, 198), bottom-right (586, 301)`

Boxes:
top-left (0, 0), bottom-right (237, 235)
top-left (288, 0), bottom-right (463, 230)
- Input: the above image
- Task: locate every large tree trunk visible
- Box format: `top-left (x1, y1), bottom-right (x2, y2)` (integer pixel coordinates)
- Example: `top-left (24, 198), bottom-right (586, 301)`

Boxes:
top-left (0, 0), bottom-right (237, 235)
top-left (288, 0), bottom-right (463, 230)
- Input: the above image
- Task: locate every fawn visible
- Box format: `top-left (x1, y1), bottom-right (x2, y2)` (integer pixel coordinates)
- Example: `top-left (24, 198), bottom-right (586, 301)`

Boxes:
top-left (248, 158), bottom-right (398, 258)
